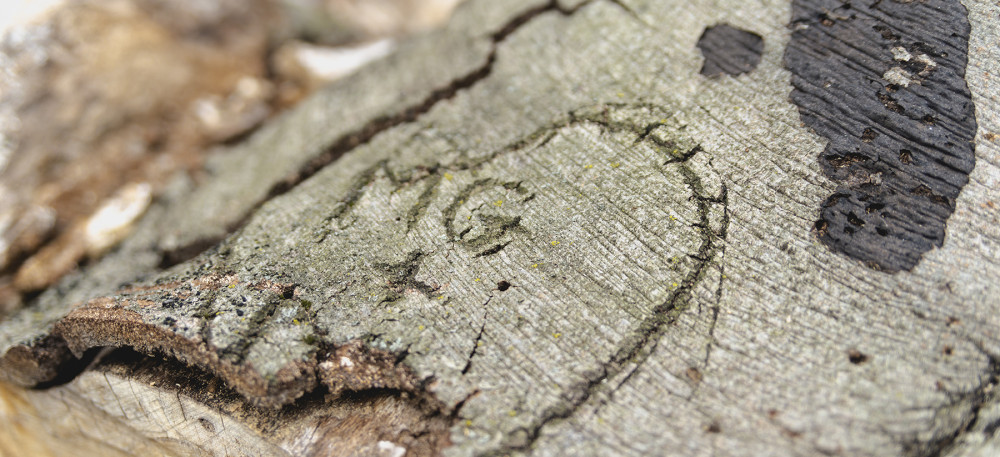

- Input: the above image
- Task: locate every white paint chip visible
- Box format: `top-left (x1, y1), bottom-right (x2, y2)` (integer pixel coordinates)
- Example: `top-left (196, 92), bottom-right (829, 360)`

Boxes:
top-left (883, 66), bottom-right (913, 87)
top-left (890, 46), bottom-right (912, 61)
top-left (84, 182), bottom-right (152, 255)
top-left (377, 440), bottom-right (406, 457)
top-left (915, 53), bottom-right (937, 71)
top-left (295, 39), bottom-right (395, 82)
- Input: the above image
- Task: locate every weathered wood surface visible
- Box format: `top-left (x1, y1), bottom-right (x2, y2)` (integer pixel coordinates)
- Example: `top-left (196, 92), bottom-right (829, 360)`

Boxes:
top-left (2, 0), bottom-right (1000, 456)
top-left (1, 349), bottom-right (449, 456)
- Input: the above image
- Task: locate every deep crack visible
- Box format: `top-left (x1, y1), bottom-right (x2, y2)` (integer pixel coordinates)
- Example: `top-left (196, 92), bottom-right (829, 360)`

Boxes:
top-left (462, 296), bottom-right (493, 376)
top-left (159, 0), bottom-right (597, 269)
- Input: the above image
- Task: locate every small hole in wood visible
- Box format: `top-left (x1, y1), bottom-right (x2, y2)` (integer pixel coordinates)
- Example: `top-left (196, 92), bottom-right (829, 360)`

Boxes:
top-left (861, 128), bottom-right (877, 142)
top-left (198, 417), bottom-right (216, 433)
top-left (685, 367), bottom-right (703, 383)
top-left (911, 184), bottom-right (932, 196)
top-left (824, 193), bottom-right (849, 208)
top-left (847, 349), bottom-right (869, 364)
top-left (899, 149), bottom-right (913, 164)
top-left (865, 203), bottom-right (885, 214)
top-left (873, 25), bottom-right (900, 41)
top-left (814, 219), bottom-right (829, 237)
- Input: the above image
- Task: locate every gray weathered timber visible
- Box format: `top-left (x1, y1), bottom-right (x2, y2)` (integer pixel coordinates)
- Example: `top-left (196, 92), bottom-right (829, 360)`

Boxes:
top-left (2, 0), bottom-right (999, 456)
top-left (0, 349), bottom-right (450, 456)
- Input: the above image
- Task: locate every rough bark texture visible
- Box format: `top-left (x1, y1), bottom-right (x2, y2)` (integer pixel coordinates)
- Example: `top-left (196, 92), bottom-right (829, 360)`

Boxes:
top-left (2, 0), bottom-right (999, 456)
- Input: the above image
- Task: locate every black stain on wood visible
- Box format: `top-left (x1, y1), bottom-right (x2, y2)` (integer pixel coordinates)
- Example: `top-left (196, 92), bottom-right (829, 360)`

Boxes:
top-left (697, 24), bottom-right (764, 77)
top-left (784, 0), bottom-right (978, 272)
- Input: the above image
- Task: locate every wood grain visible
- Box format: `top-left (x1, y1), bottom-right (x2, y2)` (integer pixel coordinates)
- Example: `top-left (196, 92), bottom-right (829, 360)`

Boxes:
top-left (1, 0), bottom-right (998, 455)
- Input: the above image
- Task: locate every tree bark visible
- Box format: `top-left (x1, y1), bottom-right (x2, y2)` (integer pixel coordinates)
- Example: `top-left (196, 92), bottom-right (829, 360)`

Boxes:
top-left (2, 0), bottom-right (999, 456)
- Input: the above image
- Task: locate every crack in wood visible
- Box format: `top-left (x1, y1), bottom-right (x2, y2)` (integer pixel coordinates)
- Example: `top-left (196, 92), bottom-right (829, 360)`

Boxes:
top-left (89, 347), bottom-right (453, 456)
top-left (461, 296), bottom-right (493, 376)
top-left (4, 101), bottom-right (725, 454)
top-left (158, 0), bottom-right (600, 270)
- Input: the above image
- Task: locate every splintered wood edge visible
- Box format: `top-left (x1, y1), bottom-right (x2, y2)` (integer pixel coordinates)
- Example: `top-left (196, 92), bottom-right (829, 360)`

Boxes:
top-left (0, 349), bottom-right (452, 457)
top-left (0, 299), bottom-right (455, 455)
top-left (0, 291), bottom-right (445, 413)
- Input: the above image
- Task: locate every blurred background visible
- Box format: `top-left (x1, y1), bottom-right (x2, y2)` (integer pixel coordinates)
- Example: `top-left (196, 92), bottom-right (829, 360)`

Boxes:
top-left (0, 0), bottom-right (464, 312)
